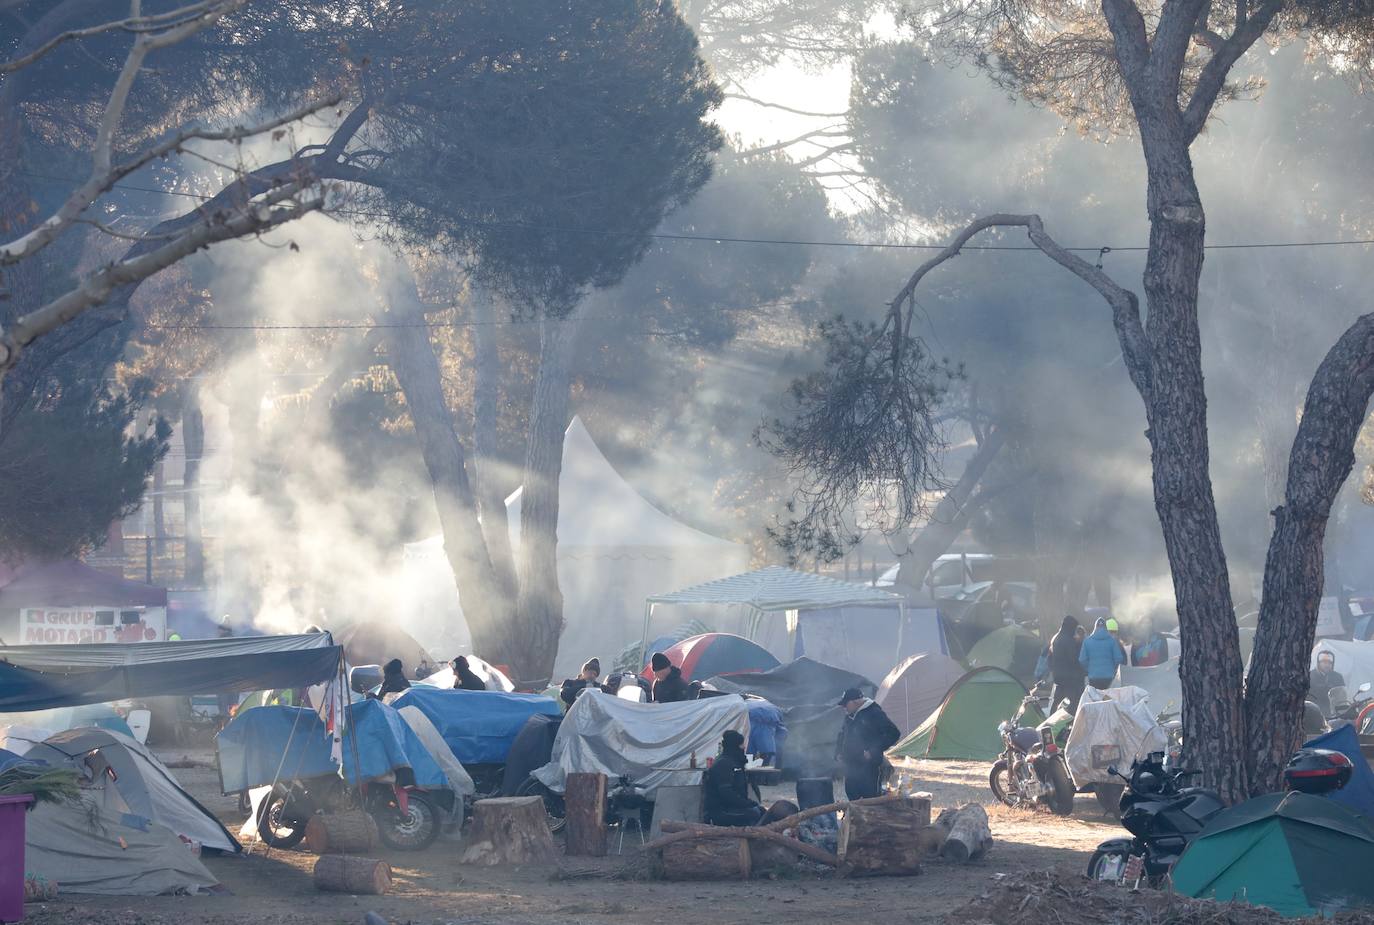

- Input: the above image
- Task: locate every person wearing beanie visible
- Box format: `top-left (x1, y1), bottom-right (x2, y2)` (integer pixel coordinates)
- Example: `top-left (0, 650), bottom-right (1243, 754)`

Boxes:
top-left (560, 657), bottom-right (603, 708)
top-left (649, 651), bottom-right (691, 703)
top-left (451, 655), bottom-right (487, 691)
top-left (378, 658), bottom-right (411, 697)
top-left (703, 729), bottom-right (764, 826)
top-left (835, 687), bottom-right (900, 800)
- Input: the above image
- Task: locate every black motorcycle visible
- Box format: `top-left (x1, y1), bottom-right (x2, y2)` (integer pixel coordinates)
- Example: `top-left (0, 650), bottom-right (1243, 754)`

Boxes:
top-left (990, 694), bottom-right (1075, 815)
top-left (255, 772), bottom-right (447, 851)
top-left (1087, 747), bottom-right (1353, 886)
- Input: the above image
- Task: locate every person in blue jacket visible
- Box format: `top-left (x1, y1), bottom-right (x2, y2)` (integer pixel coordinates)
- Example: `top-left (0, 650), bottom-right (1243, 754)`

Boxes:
top-left (1079, 617), bottom-right (1126, 691)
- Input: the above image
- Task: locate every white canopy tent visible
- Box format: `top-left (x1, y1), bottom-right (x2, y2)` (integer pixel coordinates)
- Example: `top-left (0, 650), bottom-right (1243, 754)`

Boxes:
top-left (404, 417), bottom-right (749, 677)
top-left (643, 566), bottom-right (907, 667)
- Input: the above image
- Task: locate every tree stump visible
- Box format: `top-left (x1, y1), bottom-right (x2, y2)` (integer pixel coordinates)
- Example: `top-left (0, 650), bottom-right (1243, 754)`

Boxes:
top-left (660, 837), bottom-right (751, 880)
top-left (837, 794), bottom-right (931, 877)
top-left (565, 772), bottom-right (608, 857)
top-left (934, 803), bottom-right (992, 862)
top-left (305, 811), bottom-right (379, 855)
top-left (313, 855), bottom-right (391, 894)
top-left (459, 796), bottom-right (556, 866)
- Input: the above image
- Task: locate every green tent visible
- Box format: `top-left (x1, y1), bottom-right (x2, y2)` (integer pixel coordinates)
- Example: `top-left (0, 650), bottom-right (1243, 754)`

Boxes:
top-left (965, 624), bottom-right (1042, 686)
top-left (887, 666), bottom-right (1027, 761)
top-left (1173, 791), bottom-right (1374, 917)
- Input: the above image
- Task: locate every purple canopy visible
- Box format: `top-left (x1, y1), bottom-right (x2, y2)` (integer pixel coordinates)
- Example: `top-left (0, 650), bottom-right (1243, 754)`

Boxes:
top-left (0, 560), bottom-right (168, 609)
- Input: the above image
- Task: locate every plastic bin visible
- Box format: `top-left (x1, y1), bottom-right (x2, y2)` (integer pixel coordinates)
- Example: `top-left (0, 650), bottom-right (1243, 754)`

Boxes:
top-left (0, 794), bottom-right (33, 923)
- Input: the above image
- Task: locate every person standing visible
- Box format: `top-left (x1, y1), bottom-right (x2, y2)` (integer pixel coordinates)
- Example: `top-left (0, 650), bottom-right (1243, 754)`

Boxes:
top-left (452, 656), bottom-right (488, 691)
top-left (648, 652), bottom-right (691, 703)
top-left (1079, 617), bottom-right (1127, 691)
top-left (1048, 615), bottom-right (1087, 713)
top-left (835, 687), bottom-right (900, 800)
top-left (560, 658), bottom-right (602, 707)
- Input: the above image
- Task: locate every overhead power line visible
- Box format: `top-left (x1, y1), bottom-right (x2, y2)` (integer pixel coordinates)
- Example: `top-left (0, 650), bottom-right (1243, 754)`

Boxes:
top-left (17, 169), bottom-right (1374, 255)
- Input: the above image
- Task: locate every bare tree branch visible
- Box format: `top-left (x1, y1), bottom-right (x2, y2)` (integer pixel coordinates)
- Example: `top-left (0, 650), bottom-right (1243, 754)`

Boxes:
top-left (1181, 0), bottom-right (1284, 139)
top-left (0, 0), bottom-right (235, 73)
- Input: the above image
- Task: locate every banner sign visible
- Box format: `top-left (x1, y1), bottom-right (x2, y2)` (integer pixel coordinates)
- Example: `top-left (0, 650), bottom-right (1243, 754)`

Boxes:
top-left (19, 607), bottom-right (166, 644)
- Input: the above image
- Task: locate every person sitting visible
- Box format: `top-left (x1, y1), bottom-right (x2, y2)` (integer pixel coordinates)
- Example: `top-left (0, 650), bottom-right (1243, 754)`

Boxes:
top-left (452, 655), bottom-right (487, 691)
top-left (560, 658), bottom-right (602, 707)
top-left (649, 652), bottom-right (691, 703)
top-left (1310, 650), bottom-right (1346, 716)
top-left (377, 658), bottom-right (411, 697)
top-left (703, 730), bottom-right (763, 827)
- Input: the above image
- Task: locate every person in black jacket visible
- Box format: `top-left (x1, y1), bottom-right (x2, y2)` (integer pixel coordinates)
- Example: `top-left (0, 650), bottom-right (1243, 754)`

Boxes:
top-left (836, 687), bottom-right (900, 800)
top-left (1048, 615), bottom-right (1087, 714)
top-left (703, 730), bottom-right (764, 826)
top-left (560, 658), bottom-right (602, 707)
top-left (451, 655), bottom-right (487, 691)
top-left (649, 652), bottom-right (691, 703)
top-left (377, 658), bottom-right (411, 697)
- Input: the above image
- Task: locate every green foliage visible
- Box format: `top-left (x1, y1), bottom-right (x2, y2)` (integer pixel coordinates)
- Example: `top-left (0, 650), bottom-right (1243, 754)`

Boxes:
top-left (0, 382), bottom-right (168, 563)
top-left (0, 764), bottom-right (81, 807)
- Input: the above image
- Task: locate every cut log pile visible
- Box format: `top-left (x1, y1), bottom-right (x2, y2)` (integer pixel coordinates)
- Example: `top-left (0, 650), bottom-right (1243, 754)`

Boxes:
top-left (644, 791), bottom-right (990, 880)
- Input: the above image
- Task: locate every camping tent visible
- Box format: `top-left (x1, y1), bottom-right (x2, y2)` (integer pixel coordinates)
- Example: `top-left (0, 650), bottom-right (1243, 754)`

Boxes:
top-left (888, 667), bottom-right (1027, 761)
top-left (533, 690), bottom-right (747, 795)
top-left (1173, 791), bottom-right (1374, 916)
top-left (336, 621), bottom-right (436, 674)
top-left (25, 799), bottom-right (219, 895)
top-left (965, 624), bottom-right (1042, 686)
top-left (405, 418), bottom-right (751, 678)
top-left (24, 727), bottom-right (237, 852)
top-left (1114, 662), bottom-right (1183, 714)
top-left (0, 633), bottom-right (343, 712)
top-left (705, 657), bottom-right (876, 777)
top-left (877, 654), bottom-right (966, 737)
top-left (0, 559), bottom-right (169, 644)
top-left (643, 632), bottom-right (779, 682)
top-left (1304, 724), bottom-right (1374, 821)
top-left (787, 605), bottom-right (948, 686)
top-left (645, 566), bottom-right (905, 667)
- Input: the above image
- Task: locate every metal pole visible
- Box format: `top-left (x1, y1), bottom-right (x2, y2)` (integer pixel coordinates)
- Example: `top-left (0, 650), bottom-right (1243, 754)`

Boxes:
top-left (145, 536), bottom-right (153, 584)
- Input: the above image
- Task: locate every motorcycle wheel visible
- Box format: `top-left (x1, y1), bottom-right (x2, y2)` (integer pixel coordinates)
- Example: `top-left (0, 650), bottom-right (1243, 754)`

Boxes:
top-left (1094, 783), bottom-right (1124, 817)
top-left (989, 760), bottom-right (1018, 807)
top-left (515, 776), bottom-right (567, 834)
top-left (1086, 846), bottom-right (1133, 883)
top-left (376, 792), bottom-right (440, 851)
top-left (1045, 760), bottom-right (1075, 816)
top-left (255, 792), bottom-right (307, 849)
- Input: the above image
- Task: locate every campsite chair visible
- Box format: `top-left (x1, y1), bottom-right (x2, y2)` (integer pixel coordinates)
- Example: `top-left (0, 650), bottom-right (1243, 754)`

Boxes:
top-left (607, 776), bottom-right (651, 854)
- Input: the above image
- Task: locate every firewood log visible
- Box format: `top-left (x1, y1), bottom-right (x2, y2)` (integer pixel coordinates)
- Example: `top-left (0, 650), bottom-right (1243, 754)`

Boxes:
top-left (564, 773), bottom-right (608, 857)
top-left (935, 803), bottom-right (992, 862)
top-left (660, 837), bottom-right (750, 880)
top-left (313, 855), bottom-right (390, 894)
top-left (305, 811), bottom-right (379, 855)
top-left (459, 796), bottom-right (556, 866)
top-left (836, 795), bottom-right (930, 877)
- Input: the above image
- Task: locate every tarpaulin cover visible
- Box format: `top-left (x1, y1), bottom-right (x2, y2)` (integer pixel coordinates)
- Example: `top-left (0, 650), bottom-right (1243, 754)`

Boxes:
top-left (706, 658), bottom-right (874, 776)
top-left (1304, 723), bottom-right (1374, 821)
top-left (0, 634), bottom-right (342, 712)
top-left (1065, 686), bottom-right (1167, 785)
top-left (216, 699), bottom-right (449, 792)
top-left (648, 565), bottom-right (902, 611)
top-left (533, 691), bottom-right (747, 795)
top-left (1115, 662), bottom-right (1183, 714)
top-left (501, 713), bottom-right (562, 795)
top-left (0, 559), bottom-right (168, 608)
top-left (389, 687), bottom-right (560, 765)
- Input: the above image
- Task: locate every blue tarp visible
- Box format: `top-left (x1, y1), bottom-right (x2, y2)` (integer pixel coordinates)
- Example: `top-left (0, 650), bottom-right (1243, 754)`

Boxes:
top-left (1304, 723), bottom-right (1374, 820)
top-left (390, 687), bottom-right (560, 765)
top-left (215, 700), bottom-right (448, 793)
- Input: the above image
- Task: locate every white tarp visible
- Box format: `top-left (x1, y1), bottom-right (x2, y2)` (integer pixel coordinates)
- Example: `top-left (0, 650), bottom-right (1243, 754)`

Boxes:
top-left (1065, 686), bottom-right (1167, 785)
top-left (1115, 662), bottom-right (1183, 714)
top-left (533, 691), bottom-right (748, 795)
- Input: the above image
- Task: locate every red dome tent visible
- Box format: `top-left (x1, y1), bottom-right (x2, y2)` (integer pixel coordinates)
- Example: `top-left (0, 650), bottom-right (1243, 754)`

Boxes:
top-left (642, 632), bottom-right (780, 682)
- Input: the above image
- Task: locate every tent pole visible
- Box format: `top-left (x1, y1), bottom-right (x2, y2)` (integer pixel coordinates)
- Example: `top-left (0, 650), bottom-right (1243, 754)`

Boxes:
top-left (639, 602), bottom-right (654, 666)
top-left (897, 601), bottom-right (907, 660)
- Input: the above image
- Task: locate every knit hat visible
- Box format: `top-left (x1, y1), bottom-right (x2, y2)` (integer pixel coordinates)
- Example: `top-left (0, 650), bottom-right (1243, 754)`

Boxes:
top-left (722, 730), bottom-right (745, 751)
top-left (582, 657), bottom-right (601, 676)
top-left (650, 652), bottom-right (671, 672)
top-left (1105, 618), bottom-right (1120, 633)
top-left (838, 686), bottom-right (864, 706)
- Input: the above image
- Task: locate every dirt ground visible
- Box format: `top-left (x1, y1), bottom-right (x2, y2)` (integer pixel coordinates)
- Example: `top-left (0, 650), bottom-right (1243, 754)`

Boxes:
top-left (25, 753), bottom-right (1121, 925)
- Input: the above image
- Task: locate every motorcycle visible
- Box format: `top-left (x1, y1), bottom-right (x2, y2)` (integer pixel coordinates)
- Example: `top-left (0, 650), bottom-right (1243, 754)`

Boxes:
top-left (255, 773), bottom-right (447, 851)
top-left (1087, 747), bottom-right (1354, 886)
top-left (990, 693), bottom-right (1076, 815)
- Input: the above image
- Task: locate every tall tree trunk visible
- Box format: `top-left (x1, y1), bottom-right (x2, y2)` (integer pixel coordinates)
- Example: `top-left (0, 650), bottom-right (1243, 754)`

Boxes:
top-left (182, 392), bottom-right (205, 587)
top-left (1136, 129), bottom-right (1248, 802)
top-left (470, 288), bottom-right (517, 598)
top-left (513, 305), bottom-right (588, 683)
top-left (1245, 315), bottom-right (1374, 792)
top-left (381, 274), bottom-right (514, 661)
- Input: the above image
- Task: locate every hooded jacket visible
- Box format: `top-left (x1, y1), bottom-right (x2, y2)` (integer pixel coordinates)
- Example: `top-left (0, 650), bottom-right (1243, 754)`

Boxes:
top-left (1049, 617), bottom-right (1086, 684)
top-left (703, 743), bottom-right (759, 824)
top-left (651, 665), bottom-right (692, 703)
top-left (1078, 624), bottom-right (1126, 680)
